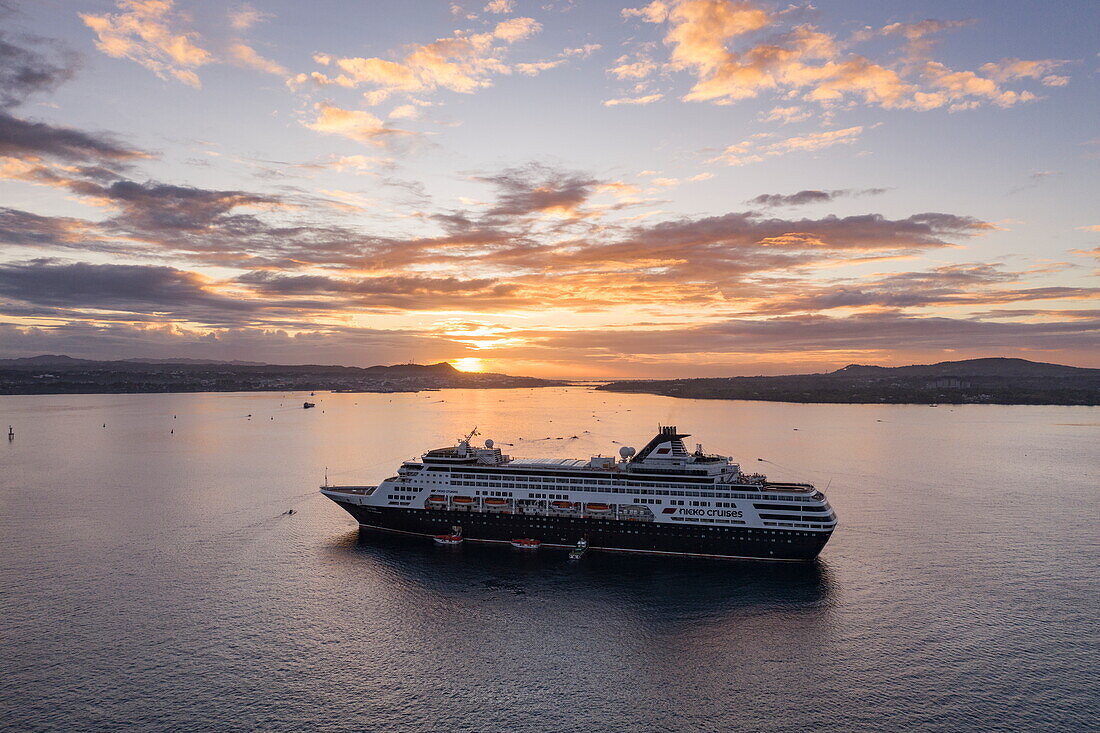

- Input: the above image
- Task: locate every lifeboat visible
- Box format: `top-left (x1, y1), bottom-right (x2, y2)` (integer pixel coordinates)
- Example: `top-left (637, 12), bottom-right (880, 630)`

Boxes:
top-left (426, 495), bottom-right (447, 504)
top-left (433, 534), bottom-right (463, 545)
top-left (585, 503), bottom-right (611, 512)
top-left (510, 538), bottom-right (541, 550)
top-left (452, 496), bottom-right (475, 505)
top-left (484, 498), bottom-right (509, 506)
top-left (551, 501), bottom-right (574, 509)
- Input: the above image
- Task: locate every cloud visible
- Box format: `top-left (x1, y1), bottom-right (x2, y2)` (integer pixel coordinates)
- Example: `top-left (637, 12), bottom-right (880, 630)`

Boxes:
top-left (602, 93), bottom-right (663, 106)
top-left (562, 44), bottom-right (602, 58)
top-left (0, 320), bottom-right (462, 367)
top-left (0, 111), bottom-right (146, 163)
top-left (759, 105), bottom-right (810, 124)
top-left (979, 57), bottom-right (1067, 83)
top-left (507, 312), bottom-right (1100, 362)
top-left (303, 102), bottom-right (416, 146)
top-left (515, 59), bottom-right (566, 76)
top-left (618, 0), bottom-right (1065, 113)
top-left (80, 0), bottom-right (213, 88)
top-left (0, 207), bottom-right (97, 249)
top-left (748, 188), bottom-right (887, 207)
top-left (0, 31), bottom-right (78, 108)
top-left (750, 263), bottom-right (1100, 314)
top-left (388, 104), bottom-right (419, 119)
top-left (0, 259), bottom-right (244, 318)
top-left (484, 0), bottom-right (515, 13)
top-left (297, 16), bottom-right (543, 102)
top-left (477, 163), bottom-right (600, 218)
top-left (492, 17), bottom-right (542, 42)
top-left (227, 42), bottom-right (286, 76)
top-left (712, 126), bottom-right (866, 165)
top-left (228, 4), bottom-right (271, 31)
top-left (237, 271), bottom-right (524, 310)
top-left (0, 33), bottom-right (146, 170)
top-left (609, 57), bottom-right (657, 80)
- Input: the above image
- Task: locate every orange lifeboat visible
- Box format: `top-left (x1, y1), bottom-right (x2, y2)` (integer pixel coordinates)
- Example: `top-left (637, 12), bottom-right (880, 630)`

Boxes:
top-left (510, 538), bottom-right (540, 550)
top-left (485, 498), bottom-right (509, 506)
top-left (551, 501), bottom-right (574, 509)
top-left (452, 496), bottom-right (475, 505)
top-left (433, 534), bottom-right (463, 545)
top-left (426, 495), bottom-right (447, 504)
top-left (585, 503), bottom-right (611, 512)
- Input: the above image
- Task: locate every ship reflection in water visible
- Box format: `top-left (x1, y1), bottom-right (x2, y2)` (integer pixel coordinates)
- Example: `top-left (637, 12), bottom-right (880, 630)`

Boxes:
top-left (333, 526), bottom-right (834, 619)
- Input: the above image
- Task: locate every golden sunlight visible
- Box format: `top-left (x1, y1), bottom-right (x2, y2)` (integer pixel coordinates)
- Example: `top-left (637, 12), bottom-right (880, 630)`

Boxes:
top-left (450, 357), bottom-right (484, 372)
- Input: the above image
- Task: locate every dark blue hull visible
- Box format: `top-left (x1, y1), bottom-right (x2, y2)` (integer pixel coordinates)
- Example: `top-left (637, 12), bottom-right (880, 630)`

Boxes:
top-left (328, 501), bottom-right (831, 561)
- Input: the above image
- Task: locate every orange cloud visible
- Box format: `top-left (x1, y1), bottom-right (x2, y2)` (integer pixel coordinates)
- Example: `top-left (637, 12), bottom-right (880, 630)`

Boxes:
top-left (80, 0), bottom-right (212, 87)
top-left (712, 126), bottom-right (864, 165)
top-left (303, 103), bottom-right (415, 146)
top-left (306, 19), bottom-right (542, 101)
top-left (603, 93), bottom-right (663, 106)
top-left (227, 43), bottom-right (286, 76)
top-left (619, 0), bottom-right (1067, 113)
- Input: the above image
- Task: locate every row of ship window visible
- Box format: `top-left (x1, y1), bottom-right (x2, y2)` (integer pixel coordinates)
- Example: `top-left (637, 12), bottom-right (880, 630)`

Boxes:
top-left (412, 477), bottom-right (813, 503)
top-left (420, 511), bottom-right (822, 538)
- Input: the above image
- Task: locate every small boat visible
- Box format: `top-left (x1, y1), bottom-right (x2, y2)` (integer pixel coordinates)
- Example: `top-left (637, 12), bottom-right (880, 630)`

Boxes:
top-left (303, 401), bottom-right (316, 409)
top-left (426, 495), bottom-right (448, 504)
top-left (551, 501), bottom-right (574, 509)
top-left (484, 498), bottom-right (508, 506)
top-left (585, 503), bottom-right (611, 512)
top-left (433, 534), bottom-right (463, 545)
top-left (510, 538), bottom-right (540, 550)
top-left (452, 496), bottom-right (475, 505)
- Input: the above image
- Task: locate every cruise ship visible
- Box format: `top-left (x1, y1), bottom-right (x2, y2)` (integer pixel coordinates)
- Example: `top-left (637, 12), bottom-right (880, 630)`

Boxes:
top-left (321, 426), bottom-right (836, 561)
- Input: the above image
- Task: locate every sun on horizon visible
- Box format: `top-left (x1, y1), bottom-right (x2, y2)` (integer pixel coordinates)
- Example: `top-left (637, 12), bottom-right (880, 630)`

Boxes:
top-left (450, 357), bottom-right (485, 373)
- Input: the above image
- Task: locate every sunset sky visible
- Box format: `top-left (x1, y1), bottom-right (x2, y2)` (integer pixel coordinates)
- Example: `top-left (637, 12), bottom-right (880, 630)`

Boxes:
top-left (1, 0), bottom-right (1097, 377)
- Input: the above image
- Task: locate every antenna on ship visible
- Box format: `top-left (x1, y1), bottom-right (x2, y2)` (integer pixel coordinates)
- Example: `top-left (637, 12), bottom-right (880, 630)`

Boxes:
top-left (324, 466), bottom-right (329, 488)
top-left (7, 425), bottom-right (13, 441)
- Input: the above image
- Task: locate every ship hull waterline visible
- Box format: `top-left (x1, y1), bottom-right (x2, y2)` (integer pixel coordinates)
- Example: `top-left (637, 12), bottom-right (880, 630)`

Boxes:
top-left (327, 497), bottom-right (831, 562)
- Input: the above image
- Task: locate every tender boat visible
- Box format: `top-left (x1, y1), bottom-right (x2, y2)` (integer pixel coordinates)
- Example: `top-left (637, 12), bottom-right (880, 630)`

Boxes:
top-left (510, 538), bottom-right (541, 550)
top-left (433, 534), bottom-right (463, 545)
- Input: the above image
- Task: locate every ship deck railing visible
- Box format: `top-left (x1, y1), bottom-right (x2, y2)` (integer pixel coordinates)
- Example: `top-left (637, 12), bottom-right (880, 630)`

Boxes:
top-left (322, 485), bottom-right (378, 495)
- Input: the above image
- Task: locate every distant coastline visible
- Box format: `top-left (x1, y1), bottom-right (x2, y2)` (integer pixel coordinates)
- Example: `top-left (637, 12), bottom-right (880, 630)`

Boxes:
top-left (596, 358), bottom-right (1100, 406)
top-left (0, 356), bottom-right (565, 396)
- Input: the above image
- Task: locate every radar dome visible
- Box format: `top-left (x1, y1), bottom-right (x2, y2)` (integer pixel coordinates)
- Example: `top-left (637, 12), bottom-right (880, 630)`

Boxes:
top-left (484, 438), bottom-right (494, 449)
top-left (619, 446), bottom-right (636, 459)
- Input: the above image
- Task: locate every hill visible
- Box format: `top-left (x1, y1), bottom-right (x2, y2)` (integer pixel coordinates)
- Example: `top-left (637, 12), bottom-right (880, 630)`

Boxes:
top-left (596, 358), bottom-right (1100, 405)
top-left (0, 356), bottom-right (562, 395)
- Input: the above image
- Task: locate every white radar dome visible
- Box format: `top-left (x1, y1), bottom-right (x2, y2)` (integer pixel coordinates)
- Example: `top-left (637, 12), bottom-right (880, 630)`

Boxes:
top-left (619, 446), bottom-right (636, 459)
top-left (484, 439), bottom-right (495, 449)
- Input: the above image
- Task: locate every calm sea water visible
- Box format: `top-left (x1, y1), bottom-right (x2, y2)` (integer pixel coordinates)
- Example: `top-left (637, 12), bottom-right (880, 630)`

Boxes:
top-left (1, 387), bottom-right (1097, 732)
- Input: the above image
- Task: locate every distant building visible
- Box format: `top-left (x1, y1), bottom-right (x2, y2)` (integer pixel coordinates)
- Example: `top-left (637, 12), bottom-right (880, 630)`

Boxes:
top-left (925, 376), bottom-right (970, 389)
